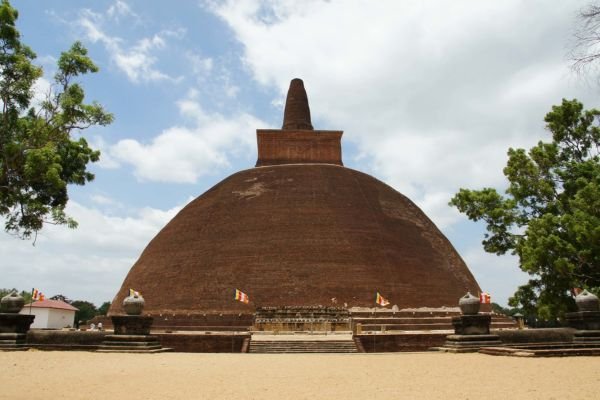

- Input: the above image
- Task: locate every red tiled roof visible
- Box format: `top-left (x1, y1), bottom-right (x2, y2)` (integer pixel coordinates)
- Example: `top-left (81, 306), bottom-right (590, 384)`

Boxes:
top-left (23, 299), bottom-right (79, 311)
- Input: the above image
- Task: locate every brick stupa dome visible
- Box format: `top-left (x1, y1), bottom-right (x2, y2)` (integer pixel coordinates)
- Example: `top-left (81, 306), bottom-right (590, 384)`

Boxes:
top-left (109, 79), bottom-right (481, 315)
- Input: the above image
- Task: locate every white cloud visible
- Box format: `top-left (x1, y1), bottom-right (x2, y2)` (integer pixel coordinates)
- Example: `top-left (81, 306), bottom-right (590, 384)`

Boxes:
top-left (186, 51), bottom-right (241, 103)
top-left (77, 8), bottom-right (181, 83)
top-left (209, 0), bottom-right (595, 231)
top-left (108, 94), bottom-right (267, 183)
top-left (31, 76), bottom-right (51, 111)
top-left (90, 194), bottom-right (122, 208)
top-left (89, 136), bottom-right (121, 169)
top-left (0, 200), bottom-right (185, 306)
top-left (187, 52), bottom-right (214, 76)
top-left (107, 0), bottom-right (138, 21)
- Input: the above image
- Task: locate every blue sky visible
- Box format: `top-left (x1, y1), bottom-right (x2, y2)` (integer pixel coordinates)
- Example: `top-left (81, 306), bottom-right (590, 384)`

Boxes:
top-left (2, 0), bottom-right (597, 307)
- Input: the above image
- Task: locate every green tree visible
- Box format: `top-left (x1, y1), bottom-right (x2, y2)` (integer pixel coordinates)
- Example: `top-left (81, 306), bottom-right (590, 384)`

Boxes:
top-left (0, 0), bottom-right (112, 239)
top-left (71, 300), bottom-right (97, 324)
top-left (0, 287), bottom-right (32, 303)
top-left (49, 294), bottom-right (71, 303)
top-left (450, 99), bottom-right (600, 320)
top-left (97, 301), bottom-right (111, 316)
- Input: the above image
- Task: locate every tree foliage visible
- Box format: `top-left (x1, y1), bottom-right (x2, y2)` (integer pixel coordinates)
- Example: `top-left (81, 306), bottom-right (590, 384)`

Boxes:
top-left (71, 300), bottom-right (98, 324)
top-left (49, 293), bottom-right (71, 303)
top-left (97, 301), bottom-right (111, 316)
top-left (0, 287), bottom-right (31, 302)
top-left (450, 99), bottom-right (600, 320)
top-left (0, 0), bottom-right (112, 239)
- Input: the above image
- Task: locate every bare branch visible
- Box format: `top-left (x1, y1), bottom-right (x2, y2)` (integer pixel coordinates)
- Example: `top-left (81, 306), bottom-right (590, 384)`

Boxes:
top-left (570, 3), bottom-right (600, 81)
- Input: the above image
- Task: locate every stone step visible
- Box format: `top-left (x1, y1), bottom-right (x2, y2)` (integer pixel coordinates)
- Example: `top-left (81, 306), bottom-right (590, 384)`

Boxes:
top-left (248, 339), bottom-right (357, 353)
top-left (0, 339), bottom-right (27, 345)
top-left (103, 334), bottom-right (158, 341)
top-left (0, 333), bottom-right (26, 340)
top-left (98, 333), bottom-right (170, 353)
top-left (249, 348), bottom-right (358, 352)
top-left (360, 323), bottom-right (453, 330)
top-left (101, 341), bottom-right (161, 347)
top-left (99, 344), bottom-right (163, 351)
top-left (248, 342), bottom-right (356, 345)
top-left (261, 346), bottom-right (357, 348)
top-left (0, 346), bottom-right (29, 351)
top-left (96, 347), bottom-right (173, 354)
top-left (250, 350), bottom-right (358, 354)
top-left (249, 344), bottom-right (357, 347)
top-left (352, 314), bottom-right (517, 331)
top-left (250, 346), bottom-right (357, 349)
top-left (249, 341), bottom-right (357, 345)
top-left (249, 349), bottom-right (357, 353)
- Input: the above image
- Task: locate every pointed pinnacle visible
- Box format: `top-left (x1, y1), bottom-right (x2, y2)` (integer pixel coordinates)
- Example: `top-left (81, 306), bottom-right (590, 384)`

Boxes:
top-left (282, 78), bottom-right (314, 130)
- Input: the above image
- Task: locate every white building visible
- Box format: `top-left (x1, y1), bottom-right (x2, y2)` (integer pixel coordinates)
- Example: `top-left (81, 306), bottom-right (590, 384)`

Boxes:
top-left (20, 299), bottom-right (78, 329)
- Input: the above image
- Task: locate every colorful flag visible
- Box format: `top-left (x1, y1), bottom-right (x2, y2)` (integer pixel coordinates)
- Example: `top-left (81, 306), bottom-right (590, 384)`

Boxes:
top-left (32, 288), bottom-right (44, 301)
top-left (235, 289), bottom-right (249, 304)
top-left (129, 289), bottom-right (141, 297)
top-left (479, 292), bottom-right (491, 304)
top-left (376, 292), bottom-right (390, 306)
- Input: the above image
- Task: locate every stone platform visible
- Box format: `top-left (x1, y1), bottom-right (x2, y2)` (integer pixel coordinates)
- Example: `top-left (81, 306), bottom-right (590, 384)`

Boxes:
top-left (100, 315), bottom-right (171, 353)
top-left (479, 343), bottom-right (600, 357)
top-left (98, 334), bottom-right (172, 353)
top-left (249, 333), bottom-right (357, 353)
top-left (0, 313), bottom-right (35, 351)
top-left (439, 334), bottom-right (502, 353)
top-left (254, 306), bottom-right (351, 332)
top-left (573, 330), bottom-right (600, 345)
top-left (0, 333), bottom-right (29, 351)
top-left (350, 309), bottom-right (516, 333)
top-left (565, 310), bottom-right (600, 330)
top-left (111, 315), bottom-right (153, 335)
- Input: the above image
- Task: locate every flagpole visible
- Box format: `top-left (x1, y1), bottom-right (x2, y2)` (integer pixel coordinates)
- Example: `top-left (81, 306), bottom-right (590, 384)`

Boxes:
top-left (29, 288), bottom-right (34, 315)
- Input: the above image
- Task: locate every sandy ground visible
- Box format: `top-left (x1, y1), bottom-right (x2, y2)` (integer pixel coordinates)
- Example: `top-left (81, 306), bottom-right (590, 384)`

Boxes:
top-left (2, 351), bottom-right (599, 399)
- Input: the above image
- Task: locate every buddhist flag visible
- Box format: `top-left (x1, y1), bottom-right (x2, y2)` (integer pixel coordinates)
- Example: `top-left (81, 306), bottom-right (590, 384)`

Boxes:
top-left (129, 289), bottom-right (141, 297)
top-left (235, 289), bottom-right (249, 304)
top-left (376, 292), bottom-right (390, 307)
top-left (32, 288), bottom-right (44, 301)
top-left (479, 292), bottom-right (491, 304)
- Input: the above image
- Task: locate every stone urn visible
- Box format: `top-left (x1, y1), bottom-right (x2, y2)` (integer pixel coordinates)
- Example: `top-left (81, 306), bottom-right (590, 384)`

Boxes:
top-left (458, 292), bottom-right (480, 315)
top-left (123, 293), bottom-right (145, 315)
top-left (575, 290), bottom-right (599, 312)
top-left (1, 291), bottom-right (25, 314)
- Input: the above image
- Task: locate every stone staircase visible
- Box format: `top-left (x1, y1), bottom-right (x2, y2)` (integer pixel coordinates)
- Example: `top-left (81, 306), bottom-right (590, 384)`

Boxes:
top-left (0, 333), bottom-right (29, 351)
top-left (97, 334), bottom-right (172, 353)
top-left (350, 309), bottom-right (518, 332)
top-left (248, 334), bottom-right (358, 353)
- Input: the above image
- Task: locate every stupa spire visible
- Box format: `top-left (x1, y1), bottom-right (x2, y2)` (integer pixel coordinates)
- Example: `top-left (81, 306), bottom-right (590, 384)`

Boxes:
top-left (255, 77), bottom-right (343, 167)
top-left (282, 78), bottom-right (314, 130)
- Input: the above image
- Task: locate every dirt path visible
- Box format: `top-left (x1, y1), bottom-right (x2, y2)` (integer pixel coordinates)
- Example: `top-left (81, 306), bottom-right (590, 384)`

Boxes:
top-left (2, 351), bottom-right (599, 399)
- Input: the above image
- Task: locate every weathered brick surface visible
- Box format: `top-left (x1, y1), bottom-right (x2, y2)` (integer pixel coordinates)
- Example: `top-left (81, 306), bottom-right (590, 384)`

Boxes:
top-left (495, 328), bottom-right (576, 344)
top-left (356, 333), bottom-right (448, 352)
top-left (154, 333), bottom-right (249, 353)
top-left (109, 163), bottom-right (480, 316)
top-left (282, 78), bottom-right (313, 130)
top-left (109, 78), bottom-right (481, 318)
top-left (256, 129), bottom-right (343, 166)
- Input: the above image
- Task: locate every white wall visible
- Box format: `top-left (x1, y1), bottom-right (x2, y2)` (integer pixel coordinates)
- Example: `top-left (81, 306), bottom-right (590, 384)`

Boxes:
top-left (47, 309), bottom-right (75, 329)
top-left (19, 308), bottom-right (75, 329)
top-left (20, 308), bottom-right (49, 329)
